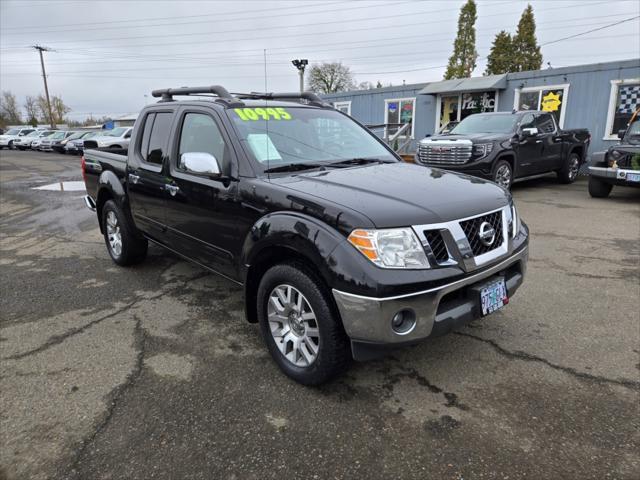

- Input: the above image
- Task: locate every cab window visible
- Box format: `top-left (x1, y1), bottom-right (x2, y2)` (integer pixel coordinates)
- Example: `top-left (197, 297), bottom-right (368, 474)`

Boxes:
top-left (177, 113), bottom-right (228, 172)
top-left (140, 112), bottom-right (173, 165)
top-left (535, 114), bottom-right (556, 134)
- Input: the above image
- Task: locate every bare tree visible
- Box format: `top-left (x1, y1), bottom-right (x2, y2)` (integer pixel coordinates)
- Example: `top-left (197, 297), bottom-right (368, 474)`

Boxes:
top-left (24, 96), bottom-right (39, 126)
top-left (36, 94), bottom-right (51, 124)
top-left (1, 91), bottom-right (23, 125)
top-left (51, 95), bottom-right (71, 124)
top-left (307, 62), bottom-right (355, 94)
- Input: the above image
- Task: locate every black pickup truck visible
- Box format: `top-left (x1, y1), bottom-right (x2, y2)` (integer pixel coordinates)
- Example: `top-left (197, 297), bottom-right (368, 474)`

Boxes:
top-left (416, 111), bottom-right (590, 189)
top-left (588, 108), bottom-right (640, 197)
top-left (82, 86), bottom-right (529, 385)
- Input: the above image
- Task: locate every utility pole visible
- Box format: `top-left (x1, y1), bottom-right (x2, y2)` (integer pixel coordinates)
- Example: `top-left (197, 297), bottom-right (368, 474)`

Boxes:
top-left (291, 59), bottom-right (308, 94)
top-left (32, 45), bottom-right (55, 129)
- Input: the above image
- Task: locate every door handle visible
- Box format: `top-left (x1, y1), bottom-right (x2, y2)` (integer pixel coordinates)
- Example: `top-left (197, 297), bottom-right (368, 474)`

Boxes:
top-left (535, 140), bottom-right (543, 144)
top-left (165, 184), bottom-right (180, 196)
top-left (128, 174), bottom-right (140, 184)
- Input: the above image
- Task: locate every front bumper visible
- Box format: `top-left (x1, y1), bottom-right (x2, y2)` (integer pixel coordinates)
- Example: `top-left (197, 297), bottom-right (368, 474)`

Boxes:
top-left (333, 245), bottom-right (528, 358)
top-left (589, 166), bottom-right (640, 185)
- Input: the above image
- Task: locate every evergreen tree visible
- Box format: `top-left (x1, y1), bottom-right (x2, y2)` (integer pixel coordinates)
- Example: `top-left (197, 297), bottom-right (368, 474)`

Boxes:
top-left (444, 0), bottom-right (478, 80)
top-left (513, 4), bottom-right (543, 72)
top-left (485, 31), bottom-right (514, 75)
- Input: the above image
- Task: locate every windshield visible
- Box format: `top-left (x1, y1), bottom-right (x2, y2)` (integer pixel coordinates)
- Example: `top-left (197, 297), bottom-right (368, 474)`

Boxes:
top-left (624, 118), bottom-right (640, 144)
top-left (103, 127), bottom-right (128, 137)
top-left (40, 131), bottom-right (55, 137)
top-left (6, 129), bottom-right (20, 135)
top-left (228, 106), bottom-right (395, 169)
top-left (25, 131), bottom-right (41, 137)
top-left (450, 114), bottom-right (518, 134)
top-left (66, 132), bottom-right (84, 140)
top-left (51, 131), bottom-right (66, 139)
top-left (81, 132), bottom-right (99, 139)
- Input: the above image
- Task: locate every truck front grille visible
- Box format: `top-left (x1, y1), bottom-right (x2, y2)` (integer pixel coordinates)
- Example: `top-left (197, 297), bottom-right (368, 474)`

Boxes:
top-left (424, 229), bottom-right (449, 263)
top-left (417, 144), bottom-right (472, 165)
top-left (459, 211), bottom-right (503, 256)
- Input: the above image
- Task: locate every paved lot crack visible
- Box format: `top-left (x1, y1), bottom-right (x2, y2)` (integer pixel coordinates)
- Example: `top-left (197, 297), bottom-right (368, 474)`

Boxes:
top-left (455, 331), bottom-right (640, 390)
top-left (64, 314), bottom-right (148, 479)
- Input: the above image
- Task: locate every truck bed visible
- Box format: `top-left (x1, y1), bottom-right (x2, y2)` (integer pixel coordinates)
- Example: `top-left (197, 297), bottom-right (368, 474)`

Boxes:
top-left (83, 146), bottom-right (127, 200)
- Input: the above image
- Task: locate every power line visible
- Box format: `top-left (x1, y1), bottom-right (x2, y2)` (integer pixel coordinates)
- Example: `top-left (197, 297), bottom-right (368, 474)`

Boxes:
top-left (2, 14), bottom-right (634, 70)
top-left (540, 15), bottom-right (640, 45)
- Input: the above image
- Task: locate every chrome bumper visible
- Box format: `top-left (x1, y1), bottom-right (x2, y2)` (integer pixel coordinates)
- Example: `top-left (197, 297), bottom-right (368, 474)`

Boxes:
top-left (84, 195), bottom-right (96, 212)
top-left (589, 166), bottom-right (640, 181)
top-left (332, 245), bottom-right (528, 344)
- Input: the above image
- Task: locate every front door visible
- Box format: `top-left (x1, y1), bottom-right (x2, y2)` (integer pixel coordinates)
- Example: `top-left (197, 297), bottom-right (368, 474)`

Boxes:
top-left (127, 110), bottom-right (174, 240)
top-left (516, 113), bottom-right (546, 177)
top-left (163, 108), bottom-right (240, 279)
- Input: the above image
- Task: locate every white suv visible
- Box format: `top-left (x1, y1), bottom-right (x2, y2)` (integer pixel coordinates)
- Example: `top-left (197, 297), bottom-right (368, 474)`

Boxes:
top-left (0, 127), bottom-right (37, 149)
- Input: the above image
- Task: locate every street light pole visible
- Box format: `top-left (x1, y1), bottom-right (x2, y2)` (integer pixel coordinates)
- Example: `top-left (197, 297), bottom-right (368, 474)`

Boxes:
top-left (291, 59), bottom-right (308, 94)
top-left (32, 45), bottom-right (55, 129)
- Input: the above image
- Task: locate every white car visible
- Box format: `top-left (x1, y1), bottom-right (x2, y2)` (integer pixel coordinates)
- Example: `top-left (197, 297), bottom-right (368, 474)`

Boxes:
top-left (30, 130), bottom-right (56, 150)
top-left (93, 127), bottom-right (133, 149)
top-left (0, 127), bottom-right (38, 149)
top-left (40, 131), bottom-right (74, 152)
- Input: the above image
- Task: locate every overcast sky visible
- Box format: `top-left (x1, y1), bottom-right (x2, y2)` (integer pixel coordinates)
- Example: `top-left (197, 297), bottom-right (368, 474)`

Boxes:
top-left (1, 0), bottom-right (638, 121)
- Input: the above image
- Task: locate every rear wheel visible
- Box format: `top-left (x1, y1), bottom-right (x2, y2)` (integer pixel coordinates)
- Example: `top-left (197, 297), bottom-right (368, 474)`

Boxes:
top-left (257, 262), bottom-right (350, 385)
top-left (588, 176), bottom-right (613, 198)
top-left (101, 200), bottom-right (148, 266)
top-left (493, 160), bottom-right (513, 189)
top-left (558, 152), bottom-right (581, 184)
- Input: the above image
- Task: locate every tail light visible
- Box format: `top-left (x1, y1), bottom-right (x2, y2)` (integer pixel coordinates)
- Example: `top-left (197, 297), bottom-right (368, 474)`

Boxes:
top-left (80, 155), bottom-right (87, 182)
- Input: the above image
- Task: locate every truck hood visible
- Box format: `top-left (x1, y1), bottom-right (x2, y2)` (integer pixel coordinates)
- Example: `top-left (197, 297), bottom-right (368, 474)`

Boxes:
top-left (270, 162), bottom-right (509, 228)
top-left (424, 132), bottom-right (511, 143)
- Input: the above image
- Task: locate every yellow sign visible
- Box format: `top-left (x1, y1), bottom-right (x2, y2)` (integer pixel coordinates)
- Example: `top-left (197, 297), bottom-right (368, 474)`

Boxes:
top-left (541, 92), bottom-right (562, 112)
top-left (234, 107), bottom-right (292, 121)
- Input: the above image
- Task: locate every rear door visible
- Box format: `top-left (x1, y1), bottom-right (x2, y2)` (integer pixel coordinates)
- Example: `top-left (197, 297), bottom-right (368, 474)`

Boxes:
top-left (126, 109), bottom-right (175, 241)
top-left (163, 107), bottom-right (240, 278)
top-left (535, 113), bottom-right (563, 171)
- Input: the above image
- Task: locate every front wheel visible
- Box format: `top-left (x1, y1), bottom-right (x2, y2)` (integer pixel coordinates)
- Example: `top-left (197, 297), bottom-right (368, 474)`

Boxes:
top-left (257, 263), bottom-right (351, 385)
top-left (588, 176), bottom-right (613, 198)
top-left (558, 153), bottom-right (581, 184)
top-left (101, 200), bottom-right (148, 266)
top-left (493, 160), bottom-right (513, 189)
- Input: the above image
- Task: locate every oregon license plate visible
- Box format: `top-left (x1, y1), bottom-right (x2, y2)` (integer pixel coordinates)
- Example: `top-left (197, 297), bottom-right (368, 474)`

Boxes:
top-left (480, 278), bottom-right (508, 316)
top-left (626, 172), bottom-right (640, 182)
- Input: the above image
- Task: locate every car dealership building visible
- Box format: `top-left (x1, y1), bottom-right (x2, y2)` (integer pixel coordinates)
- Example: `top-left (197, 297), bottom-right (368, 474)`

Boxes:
top-left (322, 58), bottom-right (640, 155)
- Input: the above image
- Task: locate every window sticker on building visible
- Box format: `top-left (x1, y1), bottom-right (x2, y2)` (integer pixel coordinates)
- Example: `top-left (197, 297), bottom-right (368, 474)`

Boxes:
top-left (618, 85), bottom-right (640, 114)
top-left (541, 91), bottom-right (562, 112)
top-left (388, 102), bottom-right (398, 113)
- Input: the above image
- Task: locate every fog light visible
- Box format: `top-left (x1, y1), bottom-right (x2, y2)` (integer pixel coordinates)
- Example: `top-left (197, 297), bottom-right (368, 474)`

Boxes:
top-left (391, 309), bottom-right (416, 335)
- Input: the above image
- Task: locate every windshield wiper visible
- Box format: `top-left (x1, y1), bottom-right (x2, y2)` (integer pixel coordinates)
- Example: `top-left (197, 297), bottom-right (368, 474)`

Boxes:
top-left (327, 158), bottom-right (387, 167)
top-left (263, 162), bottom-right (327, 173)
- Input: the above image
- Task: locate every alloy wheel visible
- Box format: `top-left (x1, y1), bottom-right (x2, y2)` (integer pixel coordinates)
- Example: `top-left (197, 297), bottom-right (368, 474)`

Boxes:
top-left (267, 284), bottom-right (320, 367)
top-left (495, 164), bottom-right (512, 188)
top-left (105, 211), bottom-right (122, 257)
top-left (569, 157), bottom-right (579, 181)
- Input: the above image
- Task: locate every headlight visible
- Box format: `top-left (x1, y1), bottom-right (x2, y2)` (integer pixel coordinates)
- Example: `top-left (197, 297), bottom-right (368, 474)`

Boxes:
top-left (348, 228), bottom-right (430, 269)
top-left (472, 143), bottom-right (494, 158)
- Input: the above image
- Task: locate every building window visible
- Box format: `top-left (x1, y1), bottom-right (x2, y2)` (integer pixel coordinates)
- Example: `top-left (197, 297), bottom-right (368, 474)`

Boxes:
top-left (514, 84), bottom-right (569, 128)
top-left (333, 101), bottom-right (351, 115)
top-left (604, 79), bottom-right (640, 140)
top-left (437, 91), bottom-right (498, 131)
top-left (385, 98), bottom-right (415, 137)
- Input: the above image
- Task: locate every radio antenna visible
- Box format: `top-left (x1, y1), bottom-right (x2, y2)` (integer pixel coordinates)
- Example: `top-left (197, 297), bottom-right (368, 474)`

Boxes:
top-left (264, 48), bottom-right (270, 180)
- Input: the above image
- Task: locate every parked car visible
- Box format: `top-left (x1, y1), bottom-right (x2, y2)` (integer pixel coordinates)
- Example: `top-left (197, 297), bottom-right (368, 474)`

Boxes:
top-left (29, 130), bottom-right (57, 150)
top-left (588, 108), bottom-right (640, 197)
top-left (93, 127), bottom-right (133, 149)
top-left (81, 86), bottom-right (529, 385)
top-left (65, 131), bottom-right (99, 154)
top-left (416, 111), bottom-right (590, 189)
top-left (13, 129), bottom-right (45, 150)
top-left (0, 127), bottom-right (37, 149)
top-left (40, 130), bottom-right (74, 152)
top-left (56, 131), bottom-right (83, 153)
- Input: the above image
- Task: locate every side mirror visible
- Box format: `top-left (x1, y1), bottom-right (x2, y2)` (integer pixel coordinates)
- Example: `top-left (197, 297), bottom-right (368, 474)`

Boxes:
top-left (618, 129), bottom-right (626, 139)
top-left (180, 152), bottom-right (221, 176)
top-left (521, 127), bottom-right (539, 138)
top-left (18, 132), bottom-right (25, 136)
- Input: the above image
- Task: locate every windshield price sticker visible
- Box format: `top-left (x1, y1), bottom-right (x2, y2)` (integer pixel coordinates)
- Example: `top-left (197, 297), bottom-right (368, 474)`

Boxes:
top-left (234, 107), bottom-right (292, 121)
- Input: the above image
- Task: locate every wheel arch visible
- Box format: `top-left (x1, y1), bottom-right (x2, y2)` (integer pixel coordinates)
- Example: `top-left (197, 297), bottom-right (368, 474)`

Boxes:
top-left (95, 170), bottom-right (127, 233)
top-left (241, 212), bottom-right (345, 324)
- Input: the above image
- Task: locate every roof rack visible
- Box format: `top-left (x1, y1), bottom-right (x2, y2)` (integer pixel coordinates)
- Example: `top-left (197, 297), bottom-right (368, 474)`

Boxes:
top-left (151, 85), bottom-right (242, 106)
top-left (234, 91), bottom-right (330, 107)
top-left (149, 86), bottom-right (331, 108)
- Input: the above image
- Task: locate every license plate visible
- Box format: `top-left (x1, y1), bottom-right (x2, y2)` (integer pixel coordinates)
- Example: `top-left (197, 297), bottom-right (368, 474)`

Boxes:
top-left (480, 278), bottom-right (508, 316)
top-left (626, 173), bottom-right (640, 182)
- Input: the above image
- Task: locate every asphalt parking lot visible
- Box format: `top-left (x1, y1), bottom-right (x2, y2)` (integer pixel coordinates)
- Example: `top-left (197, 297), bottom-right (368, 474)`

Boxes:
top-left (0, 149), bottom-right (638, 480)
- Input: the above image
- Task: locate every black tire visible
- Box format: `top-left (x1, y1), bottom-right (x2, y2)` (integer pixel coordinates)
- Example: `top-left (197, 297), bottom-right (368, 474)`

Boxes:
top-left (588, 176), bottom-right (613, 198)
top-left (492, 159), bottom-right (513, 189)
top-left (257, 262), bottom-right (351, 385)
top-left (558, 152), bottom-right (581, 184)
top-left (101, 200), bottom-right (148, 266)
top-left (8, 141), bottom-right (14, 150)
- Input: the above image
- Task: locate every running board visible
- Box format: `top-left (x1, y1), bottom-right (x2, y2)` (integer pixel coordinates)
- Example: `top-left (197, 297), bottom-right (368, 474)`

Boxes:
top-left (513, 172), bottom-right (556, 184)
